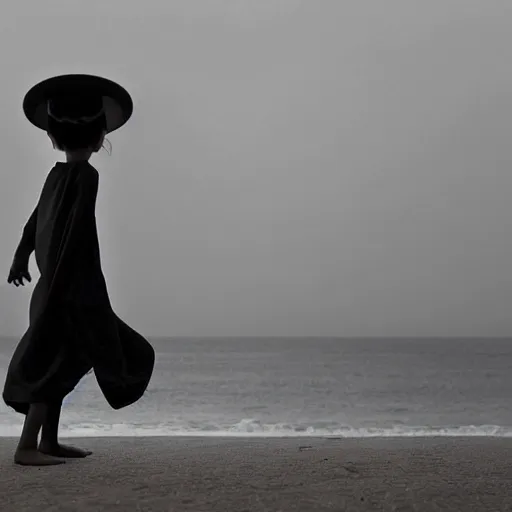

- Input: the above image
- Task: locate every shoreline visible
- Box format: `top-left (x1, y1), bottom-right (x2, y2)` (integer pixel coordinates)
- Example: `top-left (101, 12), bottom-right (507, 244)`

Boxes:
top-left (2, 436), bottom-right (512, 510)
top-left (1, 433), bottom-right (512, 438)
top-left (1, 432), bottom-right (512, 439)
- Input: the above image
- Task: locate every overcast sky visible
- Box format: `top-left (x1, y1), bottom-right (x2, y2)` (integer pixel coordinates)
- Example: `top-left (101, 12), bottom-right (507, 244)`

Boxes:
top-left (1, 1), bottom-right (512, 338)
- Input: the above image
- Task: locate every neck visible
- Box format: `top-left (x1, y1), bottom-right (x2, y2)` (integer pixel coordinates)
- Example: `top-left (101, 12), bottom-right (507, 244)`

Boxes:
top-left (66, 149), bottom-right (93, 163)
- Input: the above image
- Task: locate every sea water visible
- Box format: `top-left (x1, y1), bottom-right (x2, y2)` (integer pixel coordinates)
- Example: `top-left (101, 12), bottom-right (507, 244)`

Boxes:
top-left (1, 337), bottom-right (512, 437)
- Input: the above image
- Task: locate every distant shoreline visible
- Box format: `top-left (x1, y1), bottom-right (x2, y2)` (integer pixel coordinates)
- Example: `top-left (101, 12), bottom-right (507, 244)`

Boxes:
top-left (3, 336), bottom-right (512, 341)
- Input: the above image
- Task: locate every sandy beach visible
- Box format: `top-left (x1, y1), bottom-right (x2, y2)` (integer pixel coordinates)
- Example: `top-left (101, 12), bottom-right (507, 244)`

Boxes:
top-left (1, 436), bottom-right (511, 511)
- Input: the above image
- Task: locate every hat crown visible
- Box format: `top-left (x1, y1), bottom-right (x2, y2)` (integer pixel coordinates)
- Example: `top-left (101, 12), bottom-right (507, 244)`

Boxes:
top-left (48, 95), bottom-right (104, 124)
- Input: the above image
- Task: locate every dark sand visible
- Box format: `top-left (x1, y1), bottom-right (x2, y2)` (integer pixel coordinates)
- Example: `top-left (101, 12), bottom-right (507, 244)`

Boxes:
top-left (1, 436), bottom-right (512, 511)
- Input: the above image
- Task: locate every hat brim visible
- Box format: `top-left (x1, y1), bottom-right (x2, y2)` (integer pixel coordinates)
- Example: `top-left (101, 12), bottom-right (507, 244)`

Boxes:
top-left (23, 74), bottom-right (133, 134)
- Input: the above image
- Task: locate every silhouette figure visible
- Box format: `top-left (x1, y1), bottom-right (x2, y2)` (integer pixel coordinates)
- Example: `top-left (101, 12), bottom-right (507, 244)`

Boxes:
top-left (3, 75), bottom-right (155, 466)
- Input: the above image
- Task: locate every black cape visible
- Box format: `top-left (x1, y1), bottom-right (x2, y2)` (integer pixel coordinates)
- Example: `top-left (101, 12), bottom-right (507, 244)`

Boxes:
top-left (3, 161), bottom-right (155, 414)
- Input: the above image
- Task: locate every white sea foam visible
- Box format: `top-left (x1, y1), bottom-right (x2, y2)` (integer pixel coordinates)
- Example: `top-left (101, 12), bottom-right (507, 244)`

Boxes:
top-left (1, 419), bottom-right (512, 437)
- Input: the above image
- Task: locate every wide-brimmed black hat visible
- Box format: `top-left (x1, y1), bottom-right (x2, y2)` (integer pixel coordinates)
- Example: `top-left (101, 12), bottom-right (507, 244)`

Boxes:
top-left (23, 74), bottom-right (133, 134)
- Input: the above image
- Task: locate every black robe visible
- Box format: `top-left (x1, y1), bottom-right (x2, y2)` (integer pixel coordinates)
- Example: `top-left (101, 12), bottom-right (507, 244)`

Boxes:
top-left (3, 161), bottom-right (155, 414)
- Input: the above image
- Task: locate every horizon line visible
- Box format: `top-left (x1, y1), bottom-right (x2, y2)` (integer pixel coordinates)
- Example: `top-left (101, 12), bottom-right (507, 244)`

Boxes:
top-left (3, 335), bottom-right (512, 341)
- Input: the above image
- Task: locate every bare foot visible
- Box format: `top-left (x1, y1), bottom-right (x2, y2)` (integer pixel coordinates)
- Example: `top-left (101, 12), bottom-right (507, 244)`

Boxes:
top-left (39, 442), bottom-right (93, 458)
top-left (14, 448), bottom-right (66, 466)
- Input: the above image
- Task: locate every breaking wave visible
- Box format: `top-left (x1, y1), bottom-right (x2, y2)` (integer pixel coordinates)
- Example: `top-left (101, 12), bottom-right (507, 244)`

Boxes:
top-left (1, 419), bottom-right (512, 437)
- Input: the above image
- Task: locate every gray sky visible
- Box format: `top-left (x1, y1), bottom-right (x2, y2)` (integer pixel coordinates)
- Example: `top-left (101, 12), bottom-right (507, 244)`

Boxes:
top-left (1, 0), bottom-right (512, 338)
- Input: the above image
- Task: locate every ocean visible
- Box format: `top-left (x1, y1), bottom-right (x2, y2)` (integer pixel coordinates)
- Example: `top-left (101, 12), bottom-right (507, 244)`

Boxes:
top-left (1, 337), bottom-right (512, 438)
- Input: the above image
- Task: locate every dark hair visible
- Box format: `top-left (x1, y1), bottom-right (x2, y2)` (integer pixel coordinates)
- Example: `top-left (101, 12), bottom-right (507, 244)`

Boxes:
top-left (47, 95), bottom-right (112, 155)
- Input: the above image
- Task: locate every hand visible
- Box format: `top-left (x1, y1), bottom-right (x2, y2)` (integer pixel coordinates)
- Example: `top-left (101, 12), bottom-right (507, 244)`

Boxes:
top-left (7, 259), bottom-right (32, 287)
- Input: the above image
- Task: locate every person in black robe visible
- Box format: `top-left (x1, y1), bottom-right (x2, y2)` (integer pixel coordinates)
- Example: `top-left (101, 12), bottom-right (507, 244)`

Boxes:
top-left (3, 75), bottom-right (155, 466)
